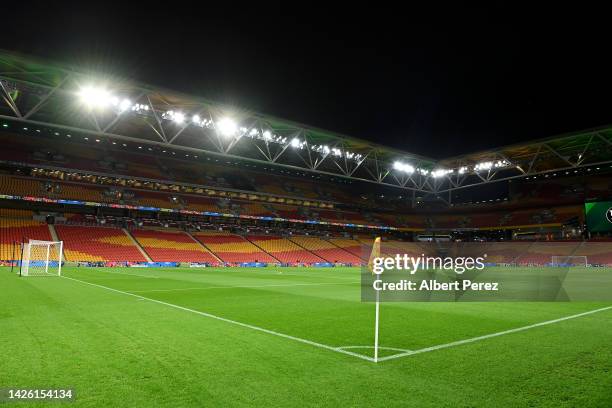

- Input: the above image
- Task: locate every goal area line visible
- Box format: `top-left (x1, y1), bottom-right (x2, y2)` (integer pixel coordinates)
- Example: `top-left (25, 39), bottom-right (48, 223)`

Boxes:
top-left (61, 275), bottom-right (612, 364)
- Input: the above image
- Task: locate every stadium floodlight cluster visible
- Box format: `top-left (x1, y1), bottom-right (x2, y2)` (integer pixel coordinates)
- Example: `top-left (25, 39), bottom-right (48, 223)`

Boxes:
top-left (393, 159), bottom-right (512, 179)
top-left (49, 82), bottom-right (523, 180)
top-left (431, 168), bottom-right (453, 178)
top-left (78, 86), bottom-right (150, 113)
top-left (77, 85), bottom-right (365, 161)
top-left (393, 161), bottom-right (416, 174)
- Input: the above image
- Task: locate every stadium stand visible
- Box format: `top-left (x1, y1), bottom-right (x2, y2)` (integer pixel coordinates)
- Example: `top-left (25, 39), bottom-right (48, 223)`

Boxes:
top-left (239, 203), bottom-right (272, 216)
top-left (0, 208), bottom-right (33, 219)
top-left (193, 231), bottom-right (277, 264)
top-left (0, 174), bottom-right (45, 197)
top-left (247, 235), bottom-right (324, 264)
top-left (185, 196), bottom-right (223, 212)
top-left (131, 229), bottom-right (218, 263)
top-left (574, 242), bottom-right (612, 266)
top-left (289, 236), bottom-right (363, 264)
top-left (513, 241), bottom-right (578, 265)
top-left (0, 219), bottom-right (52, 260)
top-left (55, 225), bottom-right (147, 263)
top-left (326, 238), bottom-right (365, 260)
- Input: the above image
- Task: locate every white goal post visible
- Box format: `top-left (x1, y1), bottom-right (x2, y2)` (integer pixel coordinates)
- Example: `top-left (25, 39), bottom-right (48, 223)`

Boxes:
top-left (551, 255), bottom-right (587, 267)
top-left (20, 240), bottom-right (63, 277)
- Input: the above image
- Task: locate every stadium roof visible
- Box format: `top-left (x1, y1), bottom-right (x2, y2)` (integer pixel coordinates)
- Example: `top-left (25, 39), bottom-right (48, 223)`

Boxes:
top-left (0, 50), bottom-right (611, 199)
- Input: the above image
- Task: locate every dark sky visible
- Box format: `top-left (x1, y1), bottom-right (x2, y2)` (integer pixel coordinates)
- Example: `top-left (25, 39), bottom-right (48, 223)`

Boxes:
top-left (4, 4), bottom-right (611, 159)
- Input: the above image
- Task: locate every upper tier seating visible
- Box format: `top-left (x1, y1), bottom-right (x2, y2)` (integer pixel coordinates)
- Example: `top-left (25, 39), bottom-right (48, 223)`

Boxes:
top-left (0, 174), bottom-right (105, 202)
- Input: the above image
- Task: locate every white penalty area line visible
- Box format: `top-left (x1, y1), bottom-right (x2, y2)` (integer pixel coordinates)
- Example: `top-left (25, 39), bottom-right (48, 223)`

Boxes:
top-left (378, 305), bottom-right (612, 362)
top-left (61, 276), bottom-right (374, 362)
top-left (130, 281), bottom-right (360, 293)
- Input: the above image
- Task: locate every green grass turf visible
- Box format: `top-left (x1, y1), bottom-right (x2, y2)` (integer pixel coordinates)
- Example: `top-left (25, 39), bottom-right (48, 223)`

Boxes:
top-left (1, 265), bottom-right (611, 407)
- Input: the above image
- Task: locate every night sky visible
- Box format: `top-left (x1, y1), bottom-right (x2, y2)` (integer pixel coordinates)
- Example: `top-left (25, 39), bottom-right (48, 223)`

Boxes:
top-left (4, 4), bottom-right (611, 159)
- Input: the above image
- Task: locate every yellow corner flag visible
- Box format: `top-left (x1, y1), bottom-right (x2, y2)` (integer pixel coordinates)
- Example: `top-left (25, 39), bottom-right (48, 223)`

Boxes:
top-left (367, 237), bottom-right (381, 274)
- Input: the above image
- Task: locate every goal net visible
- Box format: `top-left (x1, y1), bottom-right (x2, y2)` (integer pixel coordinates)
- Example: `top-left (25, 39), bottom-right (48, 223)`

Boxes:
top-left (20, 240), bottom-right (63, 277)
top-left (551, 255), bottom-right (587, 267)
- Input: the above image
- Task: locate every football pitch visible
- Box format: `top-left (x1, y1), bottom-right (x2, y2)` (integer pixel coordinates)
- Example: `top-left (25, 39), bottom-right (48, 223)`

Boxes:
top-left (1, 266), bottom-right (611, 407)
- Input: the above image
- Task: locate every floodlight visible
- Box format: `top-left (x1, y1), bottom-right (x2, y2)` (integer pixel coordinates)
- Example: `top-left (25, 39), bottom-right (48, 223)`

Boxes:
top-left (431, 169), bottom-right (451, 178)
top-left (119, 99), bottom-right (131, 112)
top-left (192, 114), bottom-right (201, 124)
top-left (78, 86), bottom-right (112, 108)
top-left (291, 138), bottom-right (301, 148)
top-left (475, 161), bottom-right (493, 171)
top-left (173, 112), bottom-right (185, 124)
top-left (217, 117), bottom-right (237, 136)
top-left (494, 160), bottom-right (509, 168)
top-left (393, 161), bottom-right (415, 174)
top-left (263, 130), bottom-right (272, 140)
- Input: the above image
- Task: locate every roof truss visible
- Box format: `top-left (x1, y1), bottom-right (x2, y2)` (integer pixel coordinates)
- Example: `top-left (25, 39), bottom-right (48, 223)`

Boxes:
top-left (0, 52), bottom-right (611, 199)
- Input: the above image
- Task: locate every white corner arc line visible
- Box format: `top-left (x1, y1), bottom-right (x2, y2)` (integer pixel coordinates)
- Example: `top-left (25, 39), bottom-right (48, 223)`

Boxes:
top-left (378, 305), bottom-right (612, 362)
top-left (61, 276), bottom-right (374, 362)
top-left (336, 346), bottom-right (412, 353)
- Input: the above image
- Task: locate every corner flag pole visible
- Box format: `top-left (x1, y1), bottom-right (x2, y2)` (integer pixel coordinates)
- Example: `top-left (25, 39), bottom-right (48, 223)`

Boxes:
top-left (368, 237), bottom-right (382, 363)
top-left (374, 287), bottom-right (380, 362)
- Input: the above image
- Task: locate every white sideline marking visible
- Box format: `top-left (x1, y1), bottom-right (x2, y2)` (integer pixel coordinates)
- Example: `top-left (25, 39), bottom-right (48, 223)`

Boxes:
top-left (131, 281), bottom-right (360, 293)
top-left (378, 305), bottom-right (612, 362)
top-left (61, 276), bottom-right (374, 362)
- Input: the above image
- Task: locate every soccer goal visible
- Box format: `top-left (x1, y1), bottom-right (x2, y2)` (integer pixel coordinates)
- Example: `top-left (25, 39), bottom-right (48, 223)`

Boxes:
top-left (20, 240), bottom-right (63, 277)
top-left (551, 255), bottom-right (587, 267)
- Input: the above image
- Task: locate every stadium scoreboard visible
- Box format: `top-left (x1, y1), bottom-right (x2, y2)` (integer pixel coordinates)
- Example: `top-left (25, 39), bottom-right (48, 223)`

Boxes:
top-left (584, 201), bottom-right (612, 232)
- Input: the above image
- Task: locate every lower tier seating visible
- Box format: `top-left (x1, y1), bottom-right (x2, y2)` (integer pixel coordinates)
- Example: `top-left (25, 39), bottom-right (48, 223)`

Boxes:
top-left (55, 225), bottom-right (146, 263)
top-left (248, 235), bottom-right (324, 264)
top-left (0, 219), bottom-right (52, 260)
top-left (327, 238), bottom-right (366, 260)
top-left (289, 236), bottom-right (363, 264)
top-left (131, 229), bottom-right (218, 263)
top-left (193, 231), bottom-right (277, 264)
